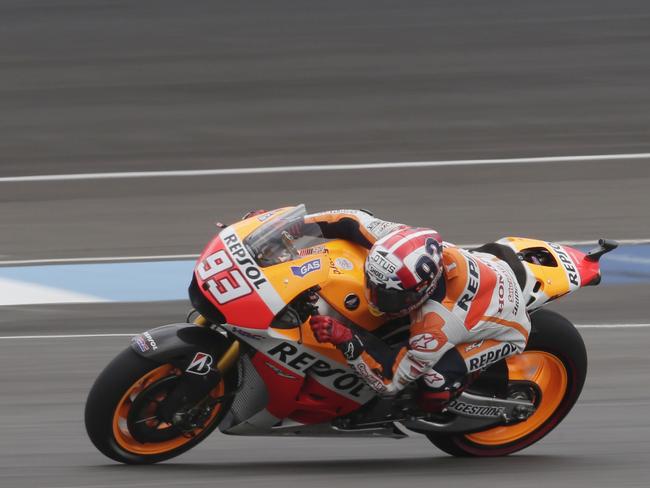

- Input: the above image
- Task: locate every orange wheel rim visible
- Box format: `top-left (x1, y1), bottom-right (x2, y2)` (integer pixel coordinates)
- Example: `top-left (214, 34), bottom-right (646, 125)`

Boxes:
top-left (112, 365), bottom-right (225, 455)
top-left (465, 351), bottom-right (567, 446)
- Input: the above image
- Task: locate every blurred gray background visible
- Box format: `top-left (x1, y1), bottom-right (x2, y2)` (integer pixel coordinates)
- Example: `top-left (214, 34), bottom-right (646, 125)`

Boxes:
top-left (0, 1), bottom-right (649, 487)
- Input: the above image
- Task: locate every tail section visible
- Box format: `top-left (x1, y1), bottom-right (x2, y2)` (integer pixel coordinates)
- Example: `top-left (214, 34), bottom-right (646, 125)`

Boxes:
top-left (496, 237), bottom-right (618, 311)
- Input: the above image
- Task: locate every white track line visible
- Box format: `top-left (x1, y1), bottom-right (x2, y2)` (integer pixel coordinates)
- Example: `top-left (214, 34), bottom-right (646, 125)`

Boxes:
top-left (575, 323), bottom-right (650, 329)
top-left (0, 333), bottom-right (136, 339)
top-left (0, 324), bottom-right (648, 340)
top-left (552, 238), bottom-right (650, 246)
top-left (606, 255), bottom-right (650, 265)
top-left (0, 254), bottom-right (198, 266)
top-left (1, 238), bottom-right (648, 267)
top-left (1, 152), bottom-right (649, 183)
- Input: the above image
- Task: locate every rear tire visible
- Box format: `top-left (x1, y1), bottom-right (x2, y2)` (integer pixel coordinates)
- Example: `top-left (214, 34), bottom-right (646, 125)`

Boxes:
top-left (85, 347), bottom-right (236, 464)
top-left (428, 309), bottom-right (587, 456)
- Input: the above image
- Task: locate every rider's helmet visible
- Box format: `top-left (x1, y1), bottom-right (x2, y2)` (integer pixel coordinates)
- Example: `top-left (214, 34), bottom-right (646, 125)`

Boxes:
top-left (364, 228), bottom-right (444, 317)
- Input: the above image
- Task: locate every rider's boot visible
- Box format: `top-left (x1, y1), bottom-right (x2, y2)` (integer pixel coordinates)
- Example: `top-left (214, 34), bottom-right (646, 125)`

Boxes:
top-left (416, 348), bottom-right (474, 413)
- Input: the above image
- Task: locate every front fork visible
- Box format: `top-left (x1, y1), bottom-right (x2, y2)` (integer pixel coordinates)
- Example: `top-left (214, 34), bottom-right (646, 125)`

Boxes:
top-left (193, 314), bottom-right (241, 374)
top-left (158, 315), bottom-right (241, 425)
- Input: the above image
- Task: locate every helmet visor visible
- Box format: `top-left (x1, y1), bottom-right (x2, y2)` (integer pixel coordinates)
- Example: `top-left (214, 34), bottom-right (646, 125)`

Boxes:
top-left (365, 274), bottom-right (427, 315)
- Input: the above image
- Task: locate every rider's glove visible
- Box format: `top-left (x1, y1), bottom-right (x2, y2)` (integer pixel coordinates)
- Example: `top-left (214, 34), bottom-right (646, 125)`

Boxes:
top-left (309, 315), bottom-right (353, 345)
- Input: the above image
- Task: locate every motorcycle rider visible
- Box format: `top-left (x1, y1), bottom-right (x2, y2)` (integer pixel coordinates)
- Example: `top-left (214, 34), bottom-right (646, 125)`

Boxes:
top-left (304, 209), bottom-right (531, 410)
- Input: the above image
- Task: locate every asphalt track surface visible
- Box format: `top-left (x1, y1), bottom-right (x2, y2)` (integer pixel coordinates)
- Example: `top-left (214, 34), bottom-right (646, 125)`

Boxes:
top-left (1, 1), bottom-right (650, 487)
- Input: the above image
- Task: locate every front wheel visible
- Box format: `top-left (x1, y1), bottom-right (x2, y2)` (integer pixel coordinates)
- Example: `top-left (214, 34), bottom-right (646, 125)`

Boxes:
top-left (428, 309), bottom-right (587, 456)
top-left (85, 347), bottom-right (236, 464)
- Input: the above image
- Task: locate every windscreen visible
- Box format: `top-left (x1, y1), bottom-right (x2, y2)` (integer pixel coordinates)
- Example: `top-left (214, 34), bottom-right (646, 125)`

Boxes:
top-left (244, 205), bottom-right (325, 267)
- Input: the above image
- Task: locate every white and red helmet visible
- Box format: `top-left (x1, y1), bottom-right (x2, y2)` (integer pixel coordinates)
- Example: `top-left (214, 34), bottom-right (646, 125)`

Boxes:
top-left (364, 227), bottom-right (443, 316)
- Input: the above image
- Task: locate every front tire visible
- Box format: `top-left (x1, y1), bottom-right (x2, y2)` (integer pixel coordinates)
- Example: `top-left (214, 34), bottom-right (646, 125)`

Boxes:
top-left (85, 347), bottom-right (236, 464)
top-left (428, 309), bottom-right (587, 456)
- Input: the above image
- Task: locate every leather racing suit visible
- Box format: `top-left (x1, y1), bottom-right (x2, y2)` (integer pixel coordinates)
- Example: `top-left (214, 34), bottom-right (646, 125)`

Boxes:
top-left (306, 209), bottom-right (531, 398)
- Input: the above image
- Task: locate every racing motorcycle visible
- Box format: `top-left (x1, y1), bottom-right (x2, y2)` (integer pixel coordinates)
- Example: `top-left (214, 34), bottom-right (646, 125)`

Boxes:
top-left (85, 204), bottom-right (617, 463)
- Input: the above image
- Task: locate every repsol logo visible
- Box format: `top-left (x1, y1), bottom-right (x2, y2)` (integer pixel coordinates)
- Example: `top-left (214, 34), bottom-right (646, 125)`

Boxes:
top-left (448, 400), bottom-right (506, 418)
top-left (549, 243), bottom-right (580, 287)
top-left (267, 342), bottom-right (366, 397)
top-left (458, 258), bottom-right (479, 311)
top-left (468, 342), bottom-right (518, 371)
top-left (143, 331), bottom-right (158, 350)
top-left (222, 232), bottom-right (267, 289)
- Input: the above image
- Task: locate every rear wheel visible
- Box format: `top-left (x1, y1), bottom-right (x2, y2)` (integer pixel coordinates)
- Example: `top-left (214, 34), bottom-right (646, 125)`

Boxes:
top-left (85, 347), bottom-right (236, 464)
top-left (428, 309), bottom-right (587, 456)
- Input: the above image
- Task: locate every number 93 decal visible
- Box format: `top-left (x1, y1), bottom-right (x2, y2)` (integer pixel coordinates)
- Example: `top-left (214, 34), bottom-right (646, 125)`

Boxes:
top-left (197, 250), bottom-right (252, 304)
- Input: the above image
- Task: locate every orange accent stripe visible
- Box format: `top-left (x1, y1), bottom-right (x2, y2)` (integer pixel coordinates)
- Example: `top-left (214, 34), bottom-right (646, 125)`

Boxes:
top-left (480, 315), bottom-right (530, 340)
top-left (360, 351), bottom-right (391, 385)
top-left (465, 259), bottom-right (497, 329)
top-left (410, 311), bottom-right (445, 336)
top-left (441, 248), bottom-right (467, 311)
